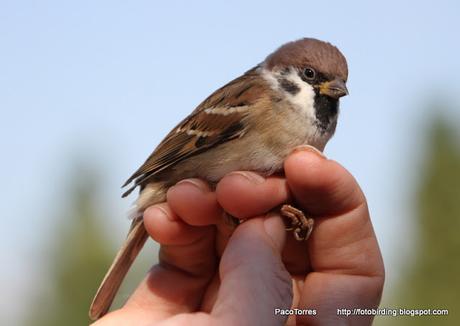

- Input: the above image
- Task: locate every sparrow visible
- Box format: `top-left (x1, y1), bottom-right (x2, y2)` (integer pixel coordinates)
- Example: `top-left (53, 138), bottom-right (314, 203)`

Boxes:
top-left (89, 37), bottom-right (348, 320)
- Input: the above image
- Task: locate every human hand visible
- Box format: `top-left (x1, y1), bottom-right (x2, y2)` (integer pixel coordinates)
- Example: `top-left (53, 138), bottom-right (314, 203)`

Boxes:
top-left (92, 179), bottom-right (292, 325)
top-left (215, 146), bottom-right (385, 325)
top-left (93, 147), bottom-right (384, 325)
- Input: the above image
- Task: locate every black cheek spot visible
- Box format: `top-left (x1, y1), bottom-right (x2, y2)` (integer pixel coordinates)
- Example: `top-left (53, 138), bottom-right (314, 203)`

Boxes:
top-left (278, 78), bottom-right (300, 95)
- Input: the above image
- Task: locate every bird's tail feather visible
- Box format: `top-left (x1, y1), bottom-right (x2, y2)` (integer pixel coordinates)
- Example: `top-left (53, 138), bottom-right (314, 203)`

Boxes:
top-left (89, 182), bottom-right (167, 320)
top-left (89, 216), bottom-right (148, 320)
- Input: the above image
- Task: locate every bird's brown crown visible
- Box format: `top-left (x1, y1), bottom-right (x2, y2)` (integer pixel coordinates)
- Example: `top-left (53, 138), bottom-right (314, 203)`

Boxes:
top-left (264, 38), bottom-right (348, 81)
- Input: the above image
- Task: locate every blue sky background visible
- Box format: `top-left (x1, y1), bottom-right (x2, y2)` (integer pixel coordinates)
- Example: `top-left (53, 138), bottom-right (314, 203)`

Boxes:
top-left (1, 1), bottom-right (459, 324)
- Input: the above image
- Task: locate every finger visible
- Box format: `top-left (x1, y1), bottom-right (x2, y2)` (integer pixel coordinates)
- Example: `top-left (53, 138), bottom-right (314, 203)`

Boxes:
top-left (284, 147), bottom-right (363, 217)
top-left (285, 148), bottom-right (383, 274)
top-left (144, 203), bottom-right (210, 246)
top-left (216, 172), bottom-right (290, 218)
top-left (211, 213), bottom-right (293, 325)
top-left (121, 202), bottom-right (217, 321)
top-left (167, 179), bottom-right (223, 226)
top-left (167, 178), bottom-right (234, 255)
top-left (284, 148), bottom-right (384, 324)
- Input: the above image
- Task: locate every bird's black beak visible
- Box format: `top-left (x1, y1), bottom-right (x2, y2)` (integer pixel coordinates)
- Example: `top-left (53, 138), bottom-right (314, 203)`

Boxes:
top-left (319, 79), bottom-right (348, 99)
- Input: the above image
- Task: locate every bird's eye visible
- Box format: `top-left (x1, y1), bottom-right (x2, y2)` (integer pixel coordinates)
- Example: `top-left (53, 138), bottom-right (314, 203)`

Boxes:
top-left (303, 68), bottom-right (316, 80)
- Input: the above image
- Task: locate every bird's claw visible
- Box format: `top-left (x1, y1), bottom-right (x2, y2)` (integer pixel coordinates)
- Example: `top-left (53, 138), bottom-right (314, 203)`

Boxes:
top-left (280, 204), bottom-right (314, 241)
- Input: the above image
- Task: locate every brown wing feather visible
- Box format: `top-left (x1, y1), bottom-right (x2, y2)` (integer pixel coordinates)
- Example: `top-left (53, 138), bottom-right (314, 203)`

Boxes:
top-left (122, 66), bottom-right (267, 196)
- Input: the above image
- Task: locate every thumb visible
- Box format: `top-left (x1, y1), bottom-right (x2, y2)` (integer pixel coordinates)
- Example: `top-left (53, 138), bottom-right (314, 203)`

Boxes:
top-left (211, 213), bottom-right (292, 326)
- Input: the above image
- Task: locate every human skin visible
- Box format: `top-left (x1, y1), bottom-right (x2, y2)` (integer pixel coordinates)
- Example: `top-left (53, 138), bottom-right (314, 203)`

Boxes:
top-left (92, 147), bottom-right (385, 326)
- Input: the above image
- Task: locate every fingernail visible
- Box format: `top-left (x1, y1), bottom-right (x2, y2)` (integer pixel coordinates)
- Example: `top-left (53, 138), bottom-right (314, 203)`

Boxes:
top-left (291, 145), bottom-right (327, 159)
top-left (228, 171), bottom-right (265, 185)
top-left (175, 178), bottom-right (206, 190)
top-left (149, 205), bottom-right (175, 221)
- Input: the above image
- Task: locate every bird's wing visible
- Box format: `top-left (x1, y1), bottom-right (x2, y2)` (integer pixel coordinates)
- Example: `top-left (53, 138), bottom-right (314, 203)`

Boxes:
top-left (122, 67), bottom-right (270, 197)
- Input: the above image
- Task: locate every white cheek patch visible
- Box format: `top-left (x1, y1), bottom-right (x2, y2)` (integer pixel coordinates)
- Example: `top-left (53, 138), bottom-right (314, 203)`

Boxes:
top-left (260, 67), bottom-right (334, 149)
top-left (261, 67), bottom-right (316, 120)
top-left (283, 70), bottom-right (316, 117)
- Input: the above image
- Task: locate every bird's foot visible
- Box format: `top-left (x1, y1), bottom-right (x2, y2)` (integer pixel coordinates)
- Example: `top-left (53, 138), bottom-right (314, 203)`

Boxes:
top-left (280, 204), bottom-right (314, 241)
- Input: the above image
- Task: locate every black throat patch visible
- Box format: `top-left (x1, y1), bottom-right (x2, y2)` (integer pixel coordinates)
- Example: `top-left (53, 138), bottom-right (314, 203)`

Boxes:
top-left (313, 92), bottom-right (339, 132)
